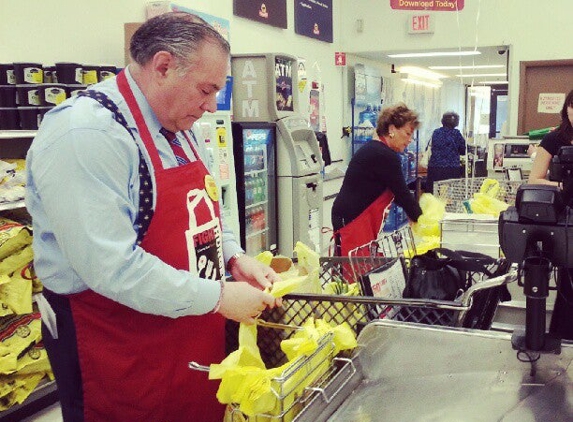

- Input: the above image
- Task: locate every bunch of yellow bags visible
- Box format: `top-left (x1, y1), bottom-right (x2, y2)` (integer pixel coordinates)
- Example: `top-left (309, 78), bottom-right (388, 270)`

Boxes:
top-left (0, 313), bottom-right (54, 410)
top-left (215, 243), bottom-right (358, 420)
top-left (0, 218), bottom-right (40, 317)
top-left (212, 318), bottom-right (357, 420)
top-left (468, 178), bottom-right (510, 217)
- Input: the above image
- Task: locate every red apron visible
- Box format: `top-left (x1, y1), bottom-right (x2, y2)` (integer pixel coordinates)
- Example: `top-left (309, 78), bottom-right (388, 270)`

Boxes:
top-left (335, 138), bottom-right (398, 258)
top-left (335, 189), bottom-right (394, 258)
top-left (68, 71), bottom-right (226, 422)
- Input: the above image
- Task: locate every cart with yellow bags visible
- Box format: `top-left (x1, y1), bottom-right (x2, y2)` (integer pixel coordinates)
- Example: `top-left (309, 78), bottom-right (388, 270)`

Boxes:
top-left (190, 231), bottom-right (517, 421)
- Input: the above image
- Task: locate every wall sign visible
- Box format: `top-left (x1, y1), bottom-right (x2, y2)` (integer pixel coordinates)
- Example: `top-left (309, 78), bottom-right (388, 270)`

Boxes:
top-left (335, 52), bottom-right (346, 66)
top-left (408, 14), bottom-right (434, 33)
top-left (294, 0), bottom-right (333, 43)
top-left (538, 93), bottom-right (566, 114)
top-left (233, 0), bottom-right (287, 29)
top-left (390, 0), bottom-right (464, 11)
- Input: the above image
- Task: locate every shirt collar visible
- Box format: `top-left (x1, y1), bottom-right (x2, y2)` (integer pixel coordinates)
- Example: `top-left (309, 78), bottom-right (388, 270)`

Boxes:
top-left (123, 66), bottom-right (163, 138)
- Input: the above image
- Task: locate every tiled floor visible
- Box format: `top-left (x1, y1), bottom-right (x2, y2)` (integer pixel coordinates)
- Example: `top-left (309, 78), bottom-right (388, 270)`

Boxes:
top-left (21, 403), bottom-right (63, 422)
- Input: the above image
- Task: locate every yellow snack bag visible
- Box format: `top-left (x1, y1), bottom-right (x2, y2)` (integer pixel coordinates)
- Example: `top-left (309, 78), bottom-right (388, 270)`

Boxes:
top-left (0, 218), bottom-right (32, 262)
top-left (0, 245), bottom-right (34, 276)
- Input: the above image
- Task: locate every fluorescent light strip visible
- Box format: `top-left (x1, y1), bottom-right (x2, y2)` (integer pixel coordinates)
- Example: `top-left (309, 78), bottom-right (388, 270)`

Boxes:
top-left (402, 78), bottom-right (442, 88)
top-left (478, 80), bottom-right (509, 85)
top-left (429, 65), bottom-right (504, 70)
top-left (388, 51), bottom-right (481, 58)
top-left (456, 73), bottom-right (507, 78)
top-left (399, 66), bottom-right (447, 80)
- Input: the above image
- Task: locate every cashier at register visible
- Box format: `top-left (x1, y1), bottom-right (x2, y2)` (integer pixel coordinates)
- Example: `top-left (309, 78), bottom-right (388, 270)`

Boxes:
top-left (528, 88), bottom-right (573, 340)
top-left (332, 103), bottom-right (422, 256)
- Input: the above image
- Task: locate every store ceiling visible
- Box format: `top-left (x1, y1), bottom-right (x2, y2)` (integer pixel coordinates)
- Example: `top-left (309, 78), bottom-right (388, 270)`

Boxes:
top-left (355, 45), bottom-right (509, 85)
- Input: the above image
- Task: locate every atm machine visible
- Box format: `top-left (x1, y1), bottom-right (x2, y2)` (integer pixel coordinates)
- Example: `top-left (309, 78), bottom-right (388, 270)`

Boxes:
top-left (276, 116), bottom-right (323, 255)
top-left (231, 53), bottom-right (323, 255)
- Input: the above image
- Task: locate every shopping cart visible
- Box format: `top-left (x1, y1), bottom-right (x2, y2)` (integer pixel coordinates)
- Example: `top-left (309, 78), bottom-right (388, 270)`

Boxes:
top-left (434, 176), bottom-right (522, 212)
top-left (221, 227), bottom-right (517, 421)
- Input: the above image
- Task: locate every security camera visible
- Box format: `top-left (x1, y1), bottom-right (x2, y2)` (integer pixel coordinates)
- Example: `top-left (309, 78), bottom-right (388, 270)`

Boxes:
top-left (498, 48), bottom-right (507, 55)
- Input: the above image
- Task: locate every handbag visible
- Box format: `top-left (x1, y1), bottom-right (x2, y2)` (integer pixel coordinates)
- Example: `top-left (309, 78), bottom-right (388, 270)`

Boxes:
top-left (419, 139), bottom-right (431, 168)
top-left (403, 248), bottom-right (496, 301)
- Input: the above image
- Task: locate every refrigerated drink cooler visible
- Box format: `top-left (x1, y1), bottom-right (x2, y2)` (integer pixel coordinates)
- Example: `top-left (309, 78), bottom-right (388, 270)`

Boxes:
top-left (232, 122), bottom-right (278, 256)
top-left (276, 115), bottom-right (323, 255)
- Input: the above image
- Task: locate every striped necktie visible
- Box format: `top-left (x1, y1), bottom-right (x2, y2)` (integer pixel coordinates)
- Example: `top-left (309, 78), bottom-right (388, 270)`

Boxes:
top-left (160, 127), bottom-right (189, 165)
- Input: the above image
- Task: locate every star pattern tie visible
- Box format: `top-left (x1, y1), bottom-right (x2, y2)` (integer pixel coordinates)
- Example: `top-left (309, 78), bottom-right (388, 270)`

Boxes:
top-left (76, 90), bottom-right (154, 245)
top-left (160, 127), bottom-right (189, 165)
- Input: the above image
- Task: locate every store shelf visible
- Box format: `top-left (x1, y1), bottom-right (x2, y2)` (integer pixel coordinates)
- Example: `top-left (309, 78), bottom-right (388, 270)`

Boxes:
top-left (0, 130), bottom-right (37, 140)
top-left (0, 199), bottom-right (25, 211)
top-left (0, 379), bottom-right (58, 422)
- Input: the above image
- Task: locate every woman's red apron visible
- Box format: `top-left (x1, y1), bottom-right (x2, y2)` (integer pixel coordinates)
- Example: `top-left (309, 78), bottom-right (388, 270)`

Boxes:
top-left (68, 71), bottom-right (226, 422)
top-left (335, 189), bottom-right (394, 258)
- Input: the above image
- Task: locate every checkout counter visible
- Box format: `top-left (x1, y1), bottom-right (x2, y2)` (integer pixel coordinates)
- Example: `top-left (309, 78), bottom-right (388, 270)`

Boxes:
top-left (487, 136), bottom-right (538, 180)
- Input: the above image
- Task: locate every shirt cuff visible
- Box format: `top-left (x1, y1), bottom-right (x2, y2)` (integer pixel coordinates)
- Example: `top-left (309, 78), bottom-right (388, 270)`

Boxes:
top-left (172, 278), bottom-right (221, 317)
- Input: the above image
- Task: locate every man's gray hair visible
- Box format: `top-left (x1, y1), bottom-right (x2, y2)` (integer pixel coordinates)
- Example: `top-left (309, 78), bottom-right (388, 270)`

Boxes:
top-left (129, 12), bottom-right (230, 73)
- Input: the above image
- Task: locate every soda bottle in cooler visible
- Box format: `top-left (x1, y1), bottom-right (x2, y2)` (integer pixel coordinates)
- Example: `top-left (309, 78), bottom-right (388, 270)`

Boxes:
top-left (259, 205), bottom-right (266, 231)
top-left (246, 208), bottom-right (253, 235)
top-left (245, 178), bottom-right (252, 206)
top-left (259, 176), bottom-right (266, 202)
top-left (255, 176), bottom-right (263, 203)
top-left (254, 206), bottom-right (263, 231)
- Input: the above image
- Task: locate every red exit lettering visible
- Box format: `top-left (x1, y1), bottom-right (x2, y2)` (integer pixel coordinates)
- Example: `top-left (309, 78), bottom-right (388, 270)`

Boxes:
top-left (412, 15), bottom-right (429, 31)
top-left (409, 14), bottom-right (433, 34)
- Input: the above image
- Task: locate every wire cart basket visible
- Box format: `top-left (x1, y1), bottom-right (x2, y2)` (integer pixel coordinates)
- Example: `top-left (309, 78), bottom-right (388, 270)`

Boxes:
top-left (223, 226), bottom-right (517, 421)
top-left (434, 176), bottom-right (523, 212)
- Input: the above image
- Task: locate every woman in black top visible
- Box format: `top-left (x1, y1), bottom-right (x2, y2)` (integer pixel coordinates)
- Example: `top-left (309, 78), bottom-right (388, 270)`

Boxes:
top-left (528, 89), bottom-right (573, 340)
top-left (332, 103), bottom-right (422, 256)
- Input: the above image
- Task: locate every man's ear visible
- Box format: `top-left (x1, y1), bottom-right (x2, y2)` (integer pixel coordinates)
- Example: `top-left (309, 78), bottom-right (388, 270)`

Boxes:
top-left (150, 51), bottom-right (174, 80)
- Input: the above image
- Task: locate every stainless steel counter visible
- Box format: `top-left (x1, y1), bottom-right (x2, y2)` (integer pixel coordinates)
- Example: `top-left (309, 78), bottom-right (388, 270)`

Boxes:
top-left (297, 321), bottom-right (573, 422)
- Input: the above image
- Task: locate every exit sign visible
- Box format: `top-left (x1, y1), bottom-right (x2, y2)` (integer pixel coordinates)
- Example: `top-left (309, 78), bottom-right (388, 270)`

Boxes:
top-left (408, 14), bottom-right (434, 34)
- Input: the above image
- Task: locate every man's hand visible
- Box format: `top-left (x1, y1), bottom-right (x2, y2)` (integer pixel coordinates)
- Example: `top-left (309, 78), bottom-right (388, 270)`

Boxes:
top-left (230, 254), bottom-right (281, 290)
top-left (217, 281), bottom-right (277, 324)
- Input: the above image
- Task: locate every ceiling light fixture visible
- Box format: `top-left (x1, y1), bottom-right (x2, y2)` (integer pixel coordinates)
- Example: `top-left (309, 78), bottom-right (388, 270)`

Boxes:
top-left (455, 73), bottom-right (507, 78)
top-left (400, 73), bottom-right (442, 88)
top-left (478, 80), bottom-right (509, 85)
top-left (399, 66), bottom-right (447, 80)
top-left (429, 64), bottom-right (504, 70)
top-left (388, 51), bottom-right (481, 58)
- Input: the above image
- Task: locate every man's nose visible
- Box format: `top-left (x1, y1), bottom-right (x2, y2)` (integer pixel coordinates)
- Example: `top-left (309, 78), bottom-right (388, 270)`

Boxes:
top-left (202, 96), bottom-right (218, 113)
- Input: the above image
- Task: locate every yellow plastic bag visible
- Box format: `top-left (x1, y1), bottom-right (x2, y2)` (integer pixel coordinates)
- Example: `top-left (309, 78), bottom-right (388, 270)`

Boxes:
top-left (470, 192), bottom-right (509, 217)
top-left (480, 178), bottom-right (501, 198)
top-left (294, 241), bottom-right (320, 276)
top-left (412, 193), bottom-right (446, 238)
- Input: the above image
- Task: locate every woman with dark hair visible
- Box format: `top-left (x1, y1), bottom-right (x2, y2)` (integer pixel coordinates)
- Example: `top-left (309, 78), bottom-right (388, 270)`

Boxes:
top-left (529, 89), bottom-right (573, 186)
top-left (528, 89), bottom-right (573, 341)
top-left (332, 103), bottom-right (422, 256)
top-left (425, 111), bottom-right (467, 194)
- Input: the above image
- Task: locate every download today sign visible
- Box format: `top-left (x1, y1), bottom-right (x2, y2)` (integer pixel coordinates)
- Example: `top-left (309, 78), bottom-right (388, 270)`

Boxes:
top-left (390, 0), bottom-right (464, 11)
